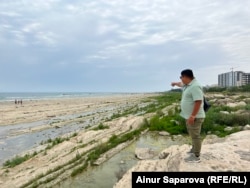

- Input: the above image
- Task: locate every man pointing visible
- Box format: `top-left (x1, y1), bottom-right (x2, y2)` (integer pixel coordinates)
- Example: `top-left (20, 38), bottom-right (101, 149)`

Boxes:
top-left (171, 69), bottom-right (205, 163)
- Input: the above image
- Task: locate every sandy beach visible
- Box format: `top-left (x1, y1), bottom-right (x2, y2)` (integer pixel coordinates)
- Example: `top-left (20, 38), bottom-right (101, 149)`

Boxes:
top-left (0, 92), bottom-right (160, 188)
top-left (0, 93), bottom-right (157, 126)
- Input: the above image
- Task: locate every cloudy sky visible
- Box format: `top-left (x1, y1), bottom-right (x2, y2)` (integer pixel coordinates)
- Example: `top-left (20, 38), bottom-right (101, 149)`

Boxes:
top-left (1, 0), bottom-right (250, 92)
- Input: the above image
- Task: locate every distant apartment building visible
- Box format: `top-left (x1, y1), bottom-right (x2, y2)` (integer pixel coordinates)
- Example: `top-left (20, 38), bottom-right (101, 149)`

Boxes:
top-left (218, 71), bottom-right (250, 87)
top-left (242, 73), bottom-right (250, 85)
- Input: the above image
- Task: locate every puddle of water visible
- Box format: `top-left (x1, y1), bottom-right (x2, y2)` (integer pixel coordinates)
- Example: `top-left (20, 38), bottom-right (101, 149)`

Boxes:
top-left (55, 132), bottom-right (189, 188)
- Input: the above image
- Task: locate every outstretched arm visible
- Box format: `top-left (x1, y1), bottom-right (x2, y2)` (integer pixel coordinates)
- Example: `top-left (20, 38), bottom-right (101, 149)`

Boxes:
top-left (171, 82), bottom-right (184, 87)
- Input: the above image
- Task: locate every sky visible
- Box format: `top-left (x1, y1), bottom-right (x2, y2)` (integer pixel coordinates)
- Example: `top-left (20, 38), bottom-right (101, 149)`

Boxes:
top-left (1, 0), bottom-right (250, 92)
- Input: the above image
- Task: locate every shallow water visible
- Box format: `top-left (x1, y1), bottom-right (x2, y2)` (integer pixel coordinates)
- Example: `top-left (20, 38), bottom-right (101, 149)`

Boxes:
top-left (55, 132), bottom-right (190, 188)
top-left (0, 101), bottom-right (143, 165)
top-left (0, 122), bottom-right (85, 164)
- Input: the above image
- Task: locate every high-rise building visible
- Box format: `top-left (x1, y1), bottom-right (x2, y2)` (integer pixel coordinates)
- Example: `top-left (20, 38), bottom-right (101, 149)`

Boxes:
top-left (218, 71), bottom-right (249, 87)
top-left (242, 73), bottom-right (250, 85)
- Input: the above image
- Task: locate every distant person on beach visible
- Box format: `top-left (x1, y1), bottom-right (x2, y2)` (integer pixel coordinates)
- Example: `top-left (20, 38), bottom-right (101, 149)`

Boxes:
top-left (171, 69), bottom-right (205, 163)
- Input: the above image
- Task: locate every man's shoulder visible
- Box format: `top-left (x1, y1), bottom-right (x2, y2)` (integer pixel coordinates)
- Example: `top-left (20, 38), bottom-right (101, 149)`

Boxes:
top-left (190, 79), bottom-right (202, 87)
top-left (189, 80), bottom-right (203, 93)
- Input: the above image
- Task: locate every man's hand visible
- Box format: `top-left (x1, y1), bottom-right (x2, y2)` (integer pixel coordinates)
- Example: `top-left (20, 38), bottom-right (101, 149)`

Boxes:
top-left (171, 82), bottom-right (183, 87)
top-left (187, 100), bottom-right (202, 125)
top-left (187, 116), bottom-right (195, 125)
top-left (171, 82), bottom-right (176, 87)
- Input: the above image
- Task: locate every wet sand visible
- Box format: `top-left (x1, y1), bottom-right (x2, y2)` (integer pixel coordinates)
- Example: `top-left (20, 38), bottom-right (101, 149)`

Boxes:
top-left (0, 93), bottom-right (157, 126)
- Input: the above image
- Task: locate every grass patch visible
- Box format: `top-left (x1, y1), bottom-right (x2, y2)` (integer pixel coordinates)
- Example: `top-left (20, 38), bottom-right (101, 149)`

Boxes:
top-left (6, 133), bottom-right (79, 168)
top-left (148, 114), bottom-right (187, 135)
top-left (107, 92), bottom-right (181, 121)
top-left (92, 123), bottom-right (109, 130)
top-left (3, 151), bottom-right (38, 168)
top-left (108, 106), bottom-right (140, 120)
top-left (71, 161), bottom-right (88, 177)
top-left (71, 119), bottom-right (149, 177)
top-left (147, 92), bottom-right (247, 138)
top-left (19, 119), bottom-right (150, 188)
top-left (143, 92), bottom-right (181, 113)
top-left (88, 121), bottom-right (148, 164)
top-left (202, 106), bottom-right (249, 137)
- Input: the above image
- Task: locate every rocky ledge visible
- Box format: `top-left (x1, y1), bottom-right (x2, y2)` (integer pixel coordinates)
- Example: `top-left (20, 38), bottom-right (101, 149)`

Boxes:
top-left (113, 130), bottom-right (250, 188)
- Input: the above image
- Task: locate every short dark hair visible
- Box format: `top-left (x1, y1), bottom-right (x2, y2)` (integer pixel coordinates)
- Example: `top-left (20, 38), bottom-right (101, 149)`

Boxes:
top-left (181, 69), bottom-right (194, 79)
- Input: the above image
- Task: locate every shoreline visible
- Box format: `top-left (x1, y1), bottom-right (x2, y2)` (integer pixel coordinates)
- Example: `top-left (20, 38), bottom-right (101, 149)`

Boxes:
top-left (0, 92), bottom-right (160, 164)
top-left (0, 92), bottom-right (162, 188)
top-left (0, 92), bottom-right (159, 126)
top-left (0, 92), bottom-right (159, 103)
top-left (1, 91), bottom-right (250, 187)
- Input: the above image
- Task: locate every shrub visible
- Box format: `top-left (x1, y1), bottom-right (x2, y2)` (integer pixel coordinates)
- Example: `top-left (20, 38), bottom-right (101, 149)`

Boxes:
top-left (149, 114), bottom-right (186, 135)
top-left (92, 123), bottom-right (109, 130)
top-left (3, 154), bottom-right (30, 168)
top-left (202, 105), bottom-right (249, 137)
top-left (245, 105), bottom-right (250, 110)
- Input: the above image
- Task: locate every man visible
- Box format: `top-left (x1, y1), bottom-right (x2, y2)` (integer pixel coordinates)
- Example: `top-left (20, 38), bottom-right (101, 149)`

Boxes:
top-left (171, 69), bottom-right (205, 163)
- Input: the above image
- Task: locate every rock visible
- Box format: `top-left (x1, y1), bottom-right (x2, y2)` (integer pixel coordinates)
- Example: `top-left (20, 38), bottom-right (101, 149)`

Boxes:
top-left (244, 98), bottom-right (250, 103)
top-left (135, 148), bottom-right (157, 160)
top-left (243, 124), bottom-right (250, 130)
top-left (113, 130), bottom-right (250, 188)
top-left (224, 127), bottom-right (233, 131)
top-left (237, 101), bottom-right (247, 106)
top-left (161, 104), bottom-right (178, 116)
top-left (170, 119), bottom-right (180, 125)
top-left (158, 151), bottom-right (169, 159)
top-left (234, 150), bottom-right (250, 161)
top-left (220, 111), bottom-right (230, 114)
top-left (226, 103), bottom-right (237, 108)
top-left (159, 131), bottom-right (170, 136)
top-left (227, 102), bottom-right (246, 108)
top-left (47, 115), bottom-right (56, 118)
top-left (172, 134), bottom-right (186, 143)
top-left (217, 98), bottom-right (233, 105)
top-left (232, 110), bottom-right (247, 115)
top-left (209, 99), bottom-right (217, 103)
top-left (202, 134), bottom-right (225, 144)
top-left (213, 94), bottom-right (225, 99)
top-left (94, 139), bottom-right (136, 165)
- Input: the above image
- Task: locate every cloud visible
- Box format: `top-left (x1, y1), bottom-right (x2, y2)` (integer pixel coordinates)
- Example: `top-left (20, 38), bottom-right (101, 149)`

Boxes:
top-left (0, 0), bottom-right (250, 92)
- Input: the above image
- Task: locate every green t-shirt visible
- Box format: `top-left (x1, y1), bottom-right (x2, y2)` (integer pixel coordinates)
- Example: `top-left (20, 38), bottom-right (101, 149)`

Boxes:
top-left (180, 79), bottom-right (205, 119)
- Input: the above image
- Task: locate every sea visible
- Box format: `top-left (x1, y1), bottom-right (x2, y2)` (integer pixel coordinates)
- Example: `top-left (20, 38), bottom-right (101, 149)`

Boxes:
top-left (0, 92), bottom-right (135, 102)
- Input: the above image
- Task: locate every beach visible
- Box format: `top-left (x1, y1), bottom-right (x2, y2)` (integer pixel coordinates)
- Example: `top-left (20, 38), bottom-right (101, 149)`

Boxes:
top-left (0, 93), bottom-right (156, 126)
top-left (0, 92), bottom-right (161, 188)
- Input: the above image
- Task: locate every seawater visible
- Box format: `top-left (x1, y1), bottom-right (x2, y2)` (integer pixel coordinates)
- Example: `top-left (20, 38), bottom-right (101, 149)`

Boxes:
top-left (0, 92), bottom-right (147, 165)
top-left (0, 92), bottom-right (135, 102)
top-left (55, 132), bottom-right (190, 188)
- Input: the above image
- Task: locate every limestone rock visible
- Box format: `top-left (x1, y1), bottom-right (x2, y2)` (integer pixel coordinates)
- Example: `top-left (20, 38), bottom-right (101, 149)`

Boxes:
top-left (227, 101), bottom-right (246, 108)
top-left (212, 94), bottom-right (225, 99)
top-left (224, 127), bottom-right (233, 131)
top-left (243, 124), bottom-right (250, 130)
top-left (159, 131), bottom-right (170, 136)
top-left (220, 111), bottom-right (230, 114)
top-left (113, 130), bottom-right (250, 188)
top-left (135, 148), bottom-right (157, 160)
